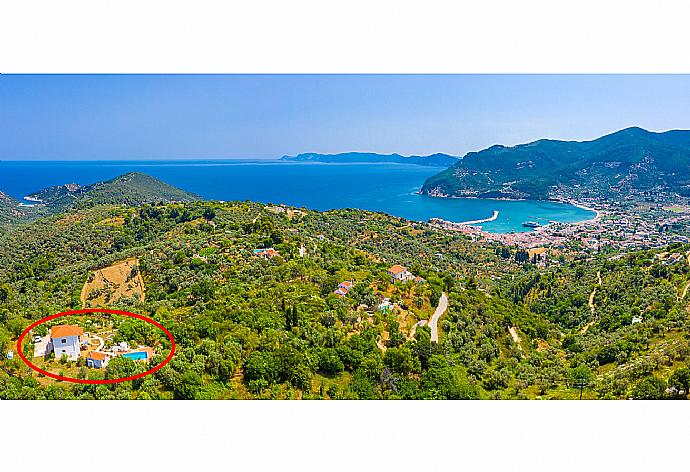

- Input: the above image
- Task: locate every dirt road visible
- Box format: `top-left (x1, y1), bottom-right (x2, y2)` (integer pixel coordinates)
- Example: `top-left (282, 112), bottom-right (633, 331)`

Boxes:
top-left (429, 292), bottom-right (448, 343)
top-left (508, 326), bottom-right (523, 351)
top-left (581, 270), bottom-right (602, 334)
top-left (408, 319), bottom-right (427, 340)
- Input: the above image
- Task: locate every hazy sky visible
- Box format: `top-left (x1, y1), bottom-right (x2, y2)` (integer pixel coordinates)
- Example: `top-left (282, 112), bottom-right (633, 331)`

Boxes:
top-left (1, 74), bottom-right (690, 160)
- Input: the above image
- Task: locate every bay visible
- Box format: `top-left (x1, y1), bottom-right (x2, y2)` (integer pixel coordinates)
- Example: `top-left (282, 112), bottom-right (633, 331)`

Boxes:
top-left (0, 160), bottom-right (594, 233)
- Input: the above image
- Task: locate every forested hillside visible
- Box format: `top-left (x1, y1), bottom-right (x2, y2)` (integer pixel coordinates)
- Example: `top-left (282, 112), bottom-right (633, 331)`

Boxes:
top-left (421, 127), bottom-right (690, 199)
top-left (25, 172), bottom-right (199, 215)
top-left (1, 192), bottom-right (689, 399)
top-left (0, 191), bottom-right (25, 224)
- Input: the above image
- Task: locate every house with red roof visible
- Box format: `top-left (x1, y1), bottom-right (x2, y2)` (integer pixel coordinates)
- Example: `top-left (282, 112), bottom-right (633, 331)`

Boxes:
top-left (49, 324), bottom-right (84, 360)
top-left (388, 264), bottom-right (415, 284)
top-left (334, 280), bottom-right (354, 298)
top-left (253, 247), bottom-right (279, 258)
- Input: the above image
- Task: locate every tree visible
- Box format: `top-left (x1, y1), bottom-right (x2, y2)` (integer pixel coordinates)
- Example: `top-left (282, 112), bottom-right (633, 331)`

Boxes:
top-left (421, 355), bottom-right (480, 400)
top-left (0, 284), bottom-right (10, 303)
top-left (175, 371), bottom-right (202, 400)
top-left (515, 250), bottom-right (529, 263)
top-left (569, 364), bottom-right (594, 399)
top-left (104, 356), bottom-right (138, 380)
top-left (244, 351), bottom-right (280, 385)
top-left (384, 346), bottom-right (420, 375)
top-left (318, 348), bottom-right (344, 375)
top-left (632, 376), bottom-right (667, 400)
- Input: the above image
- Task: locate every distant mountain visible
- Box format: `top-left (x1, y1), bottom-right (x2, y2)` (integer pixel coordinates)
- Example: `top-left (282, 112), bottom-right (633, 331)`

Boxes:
top-left (420, 127), bottom-right (690, 200)
top-left (25, 172), bottom-right (200, 213)
top-left (281, 152), bottom-right (459, 167)
top-left (0, 191), bottom-right (25, 223)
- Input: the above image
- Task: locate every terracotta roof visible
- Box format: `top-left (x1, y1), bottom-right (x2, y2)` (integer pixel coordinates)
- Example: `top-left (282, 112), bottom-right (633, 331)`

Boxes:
top-left (50, 325), bottom-right (83, 339)
top-left (388, 264), bottom-right (407, 274)
top-left (142, 347), bottom-right (154, 358)
top-left (87, 351), bottom-right (109, 361)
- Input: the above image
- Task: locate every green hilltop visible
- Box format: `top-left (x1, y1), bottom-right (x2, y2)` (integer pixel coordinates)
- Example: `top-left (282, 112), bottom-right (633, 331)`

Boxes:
top-left (421, 127), bottom-right (690, 200)
top-left (22, 172), bottom-right (200, 215)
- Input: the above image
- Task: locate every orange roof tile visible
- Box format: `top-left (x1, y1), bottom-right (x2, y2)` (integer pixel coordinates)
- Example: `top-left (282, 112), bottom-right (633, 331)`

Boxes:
top-left (87, 351), bottom-right (109, 361)
top-left (388, 264), bottom-right (407, 274)
top-left (50, 325), bottom-right (83, 339)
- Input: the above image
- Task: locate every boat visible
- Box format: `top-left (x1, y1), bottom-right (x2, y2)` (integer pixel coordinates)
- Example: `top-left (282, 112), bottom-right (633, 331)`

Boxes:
top-left (522, 221), bottom-right (540, 228)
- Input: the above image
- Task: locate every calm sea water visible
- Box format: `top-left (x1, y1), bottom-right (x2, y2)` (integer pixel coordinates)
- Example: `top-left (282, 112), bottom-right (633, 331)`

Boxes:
top-left (0, 160), bottom-right (594, 233)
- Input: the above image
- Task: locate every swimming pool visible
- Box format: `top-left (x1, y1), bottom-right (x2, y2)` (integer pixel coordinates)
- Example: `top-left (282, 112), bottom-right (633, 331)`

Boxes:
top-left (122, 351), bottom-right (148, 361)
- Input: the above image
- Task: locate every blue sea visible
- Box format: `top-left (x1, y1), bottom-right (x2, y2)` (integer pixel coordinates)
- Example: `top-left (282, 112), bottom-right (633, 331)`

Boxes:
top-left (0, 160), bottom-right (594, 233)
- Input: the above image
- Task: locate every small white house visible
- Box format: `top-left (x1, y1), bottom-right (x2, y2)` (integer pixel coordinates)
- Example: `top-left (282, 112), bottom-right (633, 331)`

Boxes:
top-left (86, 351), bottom-right (110, 368)
top-left (50, 325), bottom-right (84, 360)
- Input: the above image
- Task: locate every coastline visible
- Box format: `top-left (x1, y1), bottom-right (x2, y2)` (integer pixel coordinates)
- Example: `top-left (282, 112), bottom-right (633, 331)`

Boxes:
top-left (551, 198), bottom-right (601, 224)
top-left (422, 190), bottom-right (601, 225)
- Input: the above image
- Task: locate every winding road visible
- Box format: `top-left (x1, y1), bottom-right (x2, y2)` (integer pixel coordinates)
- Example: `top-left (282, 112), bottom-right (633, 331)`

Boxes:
top-left (408, 319), bottom-right (427, 340)
top-left (429, 292), bottom-right (448, 343)
top-left (581, 270), bottom-right (602, 334)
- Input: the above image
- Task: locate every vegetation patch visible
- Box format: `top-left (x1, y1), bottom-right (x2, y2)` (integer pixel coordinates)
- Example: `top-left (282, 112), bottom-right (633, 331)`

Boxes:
top-left (80, 258), bottom-right (145, 307)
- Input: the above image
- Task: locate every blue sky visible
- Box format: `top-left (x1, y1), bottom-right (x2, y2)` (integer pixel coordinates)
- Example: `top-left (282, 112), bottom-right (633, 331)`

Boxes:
top-left (1, 74), bottom-right (690, 160)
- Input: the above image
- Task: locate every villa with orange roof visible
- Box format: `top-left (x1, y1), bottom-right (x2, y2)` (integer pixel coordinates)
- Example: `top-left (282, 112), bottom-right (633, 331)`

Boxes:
top-left (388, 264), bottom-right (415, 284)
top-left (49, 324), bottom-right (84, 360)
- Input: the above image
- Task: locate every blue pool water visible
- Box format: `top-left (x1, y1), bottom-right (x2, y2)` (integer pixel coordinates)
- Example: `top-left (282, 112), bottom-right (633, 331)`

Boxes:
top-left (122, 351), bottom-right (148, 361)
top-left (0, 160), bottom-right (595, 233)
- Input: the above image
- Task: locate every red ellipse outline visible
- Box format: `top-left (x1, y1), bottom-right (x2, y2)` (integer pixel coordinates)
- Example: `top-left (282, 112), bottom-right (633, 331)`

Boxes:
top-left (16, 309), bottom-right (176, 384)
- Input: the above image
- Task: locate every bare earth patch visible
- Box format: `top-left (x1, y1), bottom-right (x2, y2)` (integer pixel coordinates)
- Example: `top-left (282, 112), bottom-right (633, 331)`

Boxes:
top-left (80, 257), bottom-right (145, 307)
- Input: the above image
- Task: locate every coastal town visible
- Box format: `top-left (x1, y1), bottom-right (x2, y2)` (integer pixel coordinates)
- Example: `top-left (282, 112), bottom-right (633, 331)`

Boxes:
top-left (430, 191), bottom-right (690, 255)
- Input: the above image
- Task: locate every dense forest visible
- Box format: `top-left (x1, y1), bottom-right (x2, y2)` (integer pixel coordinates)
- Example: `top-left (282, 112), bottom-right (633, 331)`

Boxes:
top-left (1, 176), bottom-right (689, 399)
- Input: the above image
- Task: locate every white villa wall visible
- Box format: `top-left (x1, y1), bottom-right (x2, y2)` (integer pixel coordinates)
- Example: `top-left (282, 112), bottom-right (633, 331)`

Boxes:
top-left (51, 335), bottom-right (81, 360)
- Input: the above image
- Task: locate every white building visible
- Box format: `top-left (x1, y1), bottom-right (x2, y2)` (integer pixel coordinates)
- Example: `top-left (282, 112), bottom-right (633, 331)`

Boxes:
top-left (50, 325), bottom-right (84, 360)
top-left (86, 351), bottom-right (110, 368)
top-left (388, 265), bottom-right (415, 284)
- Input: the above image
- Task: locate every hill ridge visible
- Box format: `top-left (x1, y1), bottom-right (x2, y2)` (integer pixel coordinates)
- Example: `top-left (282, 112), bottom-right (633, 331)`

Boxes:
top-left (2, 172), bottom-right (199, 221)
top-left (420, 127), bottom-right (690, 200)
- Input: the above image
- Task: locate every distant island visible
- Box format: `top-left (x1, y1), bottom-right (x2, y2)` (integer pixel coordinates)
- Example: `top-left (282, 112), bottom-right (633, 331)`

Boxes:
top-left (420, 127), bottom-right (690, 200)
top-left (281, 152), bottom-right (459, 167)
